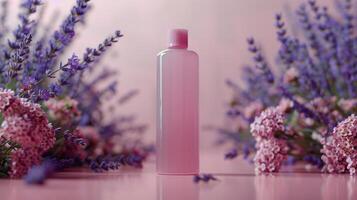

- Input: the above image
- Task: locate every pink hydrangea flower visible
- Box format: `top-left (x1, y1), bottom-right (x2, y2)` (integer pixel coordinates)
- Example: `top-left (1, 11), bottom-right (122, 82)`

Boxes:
top-left (45, 97), bottom-right (80, 125)
top-left (321, 114), bottom-right (357, 175)
top-left (283, 67), bottom-right (299, 84)
top-left (79, 126), bottom-right (101, 142)
top-left (251, 107), bottom-right (288, 174)
top-left (0, 89), bottom-right (55, 178)
top-left (10, 148), bottom-right (41, 178)
top-left (250, 107), bottom-right (285, 140)
top-left (338, 98), bottom-right (357, 112)
top-left (277, 98), bottom-right (293, 113)
top-left (254, 138), bottom-right (288, 173)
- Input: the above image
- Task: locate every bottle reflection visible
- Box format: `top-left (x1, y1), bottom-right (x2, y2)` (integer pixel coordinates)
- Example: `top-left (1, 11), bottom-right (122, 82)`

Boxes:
top-left (348, 176), bottom-right (357, 200)
top-left (321, 175), bottom-right (357, 200)
top-left (157, 175), bottom-right (199, 200)
top-left (254, 175), bottom-right (285, 200)
top-left (254, 175), bottom-right (299, 200)
top-left (254, 173), bottom-right (357, 200)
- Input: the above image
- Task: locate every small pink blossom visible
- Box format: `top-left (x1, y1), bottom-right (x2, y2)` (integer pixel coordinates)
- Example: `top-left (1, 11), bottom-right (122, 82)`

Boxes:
top-left (254, 138), bottom-right (288, 174)
top-left (250, 107), bottom-right (285, 140)
top-left (277, 98), bottom-right (293, 113)
top-left (45, 97), bottom-right (80, 125)
top-left (251, 107), bottom-right (287, 174)
top-left (338, 98), bottom-right (357, 112)
top-left (321, 114), bottom-right (357, 175)
top-left (78, 126), bottom-right (105, 156)
top-left (79, 126), bottom-right (101, 142)
top-left (283, 67), bottom-right (299, 84)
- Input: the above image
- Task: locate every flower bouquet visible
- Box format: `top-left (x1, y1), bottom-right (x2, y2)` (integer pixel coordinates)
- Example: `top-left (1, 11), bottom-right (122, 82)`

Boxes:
top-left (0, 0), bottom-right (150, 183)
top-left (220, 0), bottom-right (357, 175)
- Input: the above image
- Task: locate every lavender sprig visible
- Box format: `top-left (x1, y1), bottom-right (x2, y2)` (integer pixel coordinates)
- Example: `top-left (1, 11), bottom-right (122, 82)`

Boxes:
top-left (224, 148), bottom-right (238, 160)
top-left (24, 158), bottom-right (79, 184)
top-left (59, 30), bottom-right (123, 86)
top-left (82, 30), bottom-right (123, 68)
top-left (88, 153), bottom-right (145, 172)
top-left (296, 4), bottom-right (322, 56)
top-left (0, 0), bottom-right (8, 41)
top-left (247, 37), bottom-right (274, 84)
top-left (45, 0), bottom-right (90, 61)
top-left (63, 131), bottom-right (87, 147)
top-left (24, 30), bottom-right (122, 100)
top-left (275, 14), bottom-right (296, 67)
top-left (6, 0), bottom-right (42, 81)
top-left (30, 0), bottom-right (90, 87)
top-left (193, 174), bottom-right (218, 183)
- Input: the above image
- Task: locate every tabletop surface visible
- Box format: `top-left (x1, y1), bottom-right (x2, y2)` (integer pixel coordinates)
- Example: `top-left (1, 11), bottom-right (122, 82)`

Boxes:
top-left (0, 153), bottom-right (356, 200)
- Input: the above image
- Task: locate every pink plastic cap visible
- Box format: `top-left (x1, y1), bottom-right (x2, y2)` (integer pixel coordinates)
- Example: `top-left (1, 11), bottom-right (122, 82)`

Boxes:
top-left (169, 29), bottom-right (188, 49)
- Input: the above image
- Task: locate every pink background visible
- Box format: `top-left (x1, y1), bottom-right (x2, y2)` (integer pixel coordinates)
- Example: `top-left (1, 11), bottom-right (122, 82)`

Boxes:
top-left (10, 0), bottom-right (334, 148)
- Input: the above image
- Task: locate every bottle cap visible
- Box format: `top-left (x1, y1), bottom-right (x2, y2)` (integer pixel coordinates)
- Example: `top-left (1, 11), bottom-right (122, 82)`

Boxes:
top-left (169, 29), bottom-right (188, 49)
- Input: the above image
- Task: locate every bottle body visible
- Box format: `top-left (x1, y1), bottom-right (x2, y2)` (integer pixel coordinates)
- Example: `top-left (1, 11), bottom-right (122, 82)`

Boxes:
top-left (157, 48), bottom-right (199, 174)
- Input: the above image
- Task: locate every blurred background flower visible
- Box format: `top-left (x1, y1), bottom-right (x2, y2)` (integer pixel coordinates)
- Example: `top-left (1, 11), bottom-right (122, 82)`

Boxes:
top-left (0, 0), bottom-right (151, 183)
top-left (217, 0), bottom-right (357, 173)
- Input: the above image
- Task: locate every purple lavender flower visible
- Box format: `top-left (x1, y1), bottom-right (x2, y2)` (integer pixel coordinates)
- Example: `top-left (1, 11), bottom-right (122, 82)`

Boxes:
top-left (88, 158), bottom-right (120, 172)
top-left (28, 0), bottom-right (91, 89)
top-left (193, 174), bottom-right (218, 183)
top-left (46, 0), bottom-right (90, 59)
top-left (49, 83), bottom-right (62, 96)
top-left (275, 14), bottom-right (297, 67)
top-left (23, 29), bottom-right (122, 102)
top-left (82, 30), bottom-right (123, 67)
top-left (247, 38), bottom-right (274, 84)
top-left (303, 155), bottom-right (323, 168)
top-left (118, 90), bottom-right (139, 104)
top-left (24, 161), bottom-right (54, 185)
top-left (58, 31), bottom-right (122, 86)
top-left (242, 144), bottom-right (251, 159)
top-left (296, 4), bottom-right (322, 55)
top-left (24, 158), bottom-right (79, 184)
top-left (285, 155), bottom-right (297, 166)
top-left (38, 88), bottom-right (50, 100)
top-left (67, 54), bottom-right (82, 71)
top-left (6, 0), bottom-right (41, 80)
top-left (88, 153), bottom-right (145, 172)
top-left (0, 0), bottom-right (9, 40)
top-left (224, 148), bottom-right (238, 160)
top-left (64, 130), bottom-right (87, 147)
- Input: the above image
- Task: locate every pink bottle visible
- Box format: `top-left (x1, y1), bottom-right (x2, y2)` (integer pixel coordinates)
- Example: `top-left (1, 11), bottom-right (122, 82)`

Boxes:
top-left (157, 29), bottom-right (199, 174)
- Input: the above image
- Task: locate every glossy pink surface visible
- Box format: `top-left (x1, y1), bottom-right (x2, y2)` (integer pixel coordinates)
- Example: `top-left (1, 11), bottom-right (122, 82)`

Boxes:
top-left (1, 153), bottom-right (356, 200)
